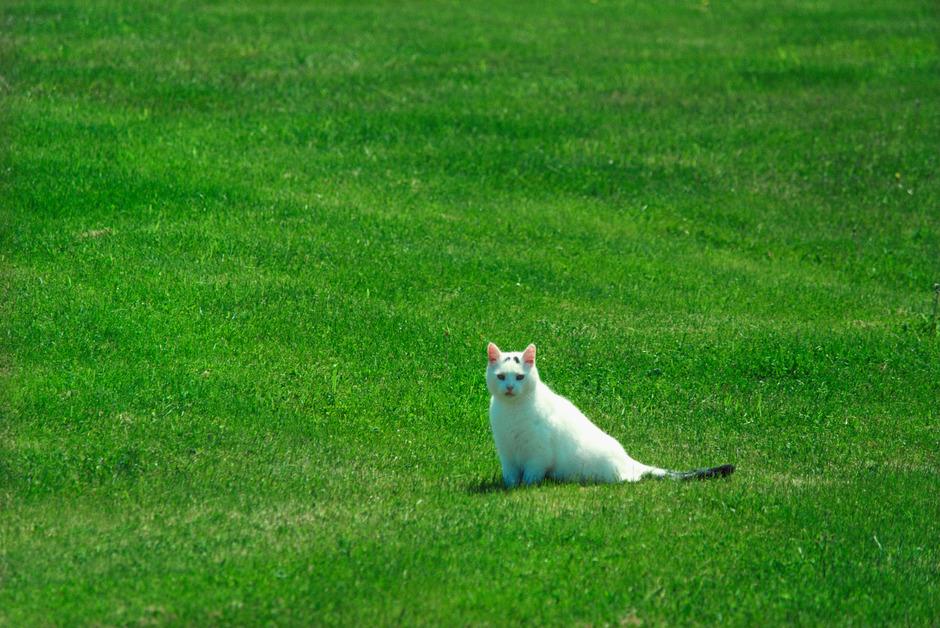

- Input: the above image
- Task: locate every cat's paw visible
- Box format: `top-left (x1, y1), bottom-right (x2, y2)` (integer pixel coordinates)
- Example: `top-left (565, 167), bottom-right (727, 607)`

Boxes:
top-left (522, 469), bottom-right (547, 486)
top-left (502, 470), bottom-right (522, 488)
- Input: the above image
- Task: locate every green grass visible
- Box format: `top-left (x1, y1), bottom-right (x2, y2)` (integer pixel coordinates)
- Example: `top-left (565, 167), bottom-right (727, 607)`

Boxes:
top-left (2, 0), bottom-right (940, 624)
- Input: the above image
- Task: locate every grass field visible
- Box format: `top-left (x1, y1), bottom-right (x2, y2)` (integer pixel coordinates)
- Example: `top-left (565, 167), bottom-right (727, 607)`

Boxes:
top-left (2, 0), bottom-right (940, 625)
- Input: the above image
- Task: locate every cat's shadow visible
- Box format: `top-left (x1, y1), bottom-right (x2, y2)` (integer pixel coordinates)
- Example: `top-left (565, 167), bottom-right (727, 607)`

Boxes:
top-left (465, 475), bottom-right (569, 494)
top-left (465, 476), bottom-right (507, 494)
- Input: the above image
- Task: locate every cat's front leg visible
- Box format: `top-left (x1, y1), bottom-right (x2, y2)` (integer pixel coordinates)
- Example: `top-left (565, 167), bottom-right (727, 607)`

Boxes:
top-left (502, 464), bottom-right (523, 488)
top-left (522, 466), bottom-right (547, 486)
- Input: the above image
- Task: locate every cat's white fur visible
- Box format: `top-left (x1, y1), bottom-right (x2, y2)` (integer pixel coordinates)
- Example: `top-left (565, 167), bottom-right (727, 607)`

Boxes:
top-left (487, 342), bottom-right (668, 486)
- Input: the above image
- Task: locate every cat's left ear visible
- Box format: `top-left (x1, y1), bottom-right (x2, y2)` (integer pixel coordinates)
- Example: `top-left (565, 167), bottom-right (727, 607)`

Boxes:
top-left (522, 344), bottom-right (536, 366)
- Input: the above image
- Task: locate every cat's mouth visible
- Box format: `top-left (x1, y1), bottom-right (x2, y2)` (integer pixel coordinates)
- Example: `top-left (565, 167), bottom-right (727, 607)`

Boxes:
top-left (504, 391), bottom-right (515, 397)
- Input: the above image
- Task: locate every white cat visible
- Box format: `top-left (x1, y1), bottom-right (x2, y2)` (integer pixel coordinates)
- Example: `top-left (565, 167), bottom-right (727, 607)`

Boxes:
top-left (486, 342), bottom-right (734, 487)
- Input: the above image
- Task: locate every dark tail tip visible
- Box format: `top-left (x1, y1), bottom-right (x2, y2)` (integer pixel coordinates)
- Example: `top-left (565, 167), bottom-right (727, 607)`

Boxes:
top-left (698, 464), bottom-right (735, 479)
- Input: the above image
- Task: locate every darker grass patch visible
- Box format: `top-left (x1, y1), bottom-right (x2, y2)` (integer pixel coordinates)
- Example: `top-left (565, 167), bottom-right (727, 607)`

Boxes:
top-left (465, 475), bottom-right (506, 494)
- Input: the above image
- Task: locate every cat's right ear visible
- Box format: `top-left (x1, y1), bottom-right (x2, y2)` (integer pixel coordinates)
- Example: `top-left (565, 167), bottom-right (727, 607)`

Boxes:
top-left (487, 343), bottom-right (501, 365)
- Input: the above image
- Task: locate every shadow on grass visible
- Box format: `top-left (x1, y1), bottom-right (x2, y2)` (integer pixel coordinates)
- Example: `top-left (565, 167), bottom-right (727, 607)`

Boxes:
top-left (465, 475), bottom-right (507, 494)
top-left (465, 475), bottom-right (575, 494)
top-left (465, 468), bottom-right (737, 494)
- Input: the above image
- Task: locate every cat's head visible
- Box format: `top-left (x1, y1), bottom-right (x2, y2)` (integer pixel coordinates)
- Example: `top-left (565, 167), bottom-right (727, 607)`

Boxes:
top-left (486, 343), bottom-right (539, 400)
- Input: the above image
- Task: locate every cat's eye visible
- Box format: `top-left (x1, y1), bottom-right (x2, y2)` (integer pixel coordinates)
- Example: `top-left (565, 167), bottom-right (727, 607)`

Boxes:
top-left (516, 374), bottom-right (525, 381)
top-left (497, 374), bottom-right (505, 380)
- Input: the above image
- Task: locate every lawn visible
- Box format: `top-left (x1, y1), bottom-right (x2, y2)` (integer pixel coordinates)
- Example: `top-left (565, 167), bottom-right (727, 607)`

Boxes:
top-left (2, 0), bottom-right (939, 624)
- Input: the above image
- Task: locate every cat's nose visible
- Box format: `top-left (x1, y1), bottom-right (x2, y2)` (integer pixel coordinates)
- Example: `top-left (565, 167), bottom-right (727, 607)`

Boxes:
top-left (505, 385), bottom-right (514, 392)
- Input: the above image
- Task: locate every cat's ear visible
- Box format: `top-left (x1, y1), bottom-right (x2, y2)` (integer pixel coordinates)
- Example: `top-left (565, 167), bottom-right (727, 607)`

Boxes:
top-left (487, 342), bottom-right (501, 365)
top-left (523, 344), bottom-right (536, 366)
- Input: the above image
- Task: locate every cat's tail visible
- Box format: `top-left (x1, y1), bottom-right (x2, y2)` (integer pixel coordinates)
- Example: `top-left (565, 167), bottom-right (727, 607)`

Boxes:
top-left (645, 464), bottom-right (736, 481)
